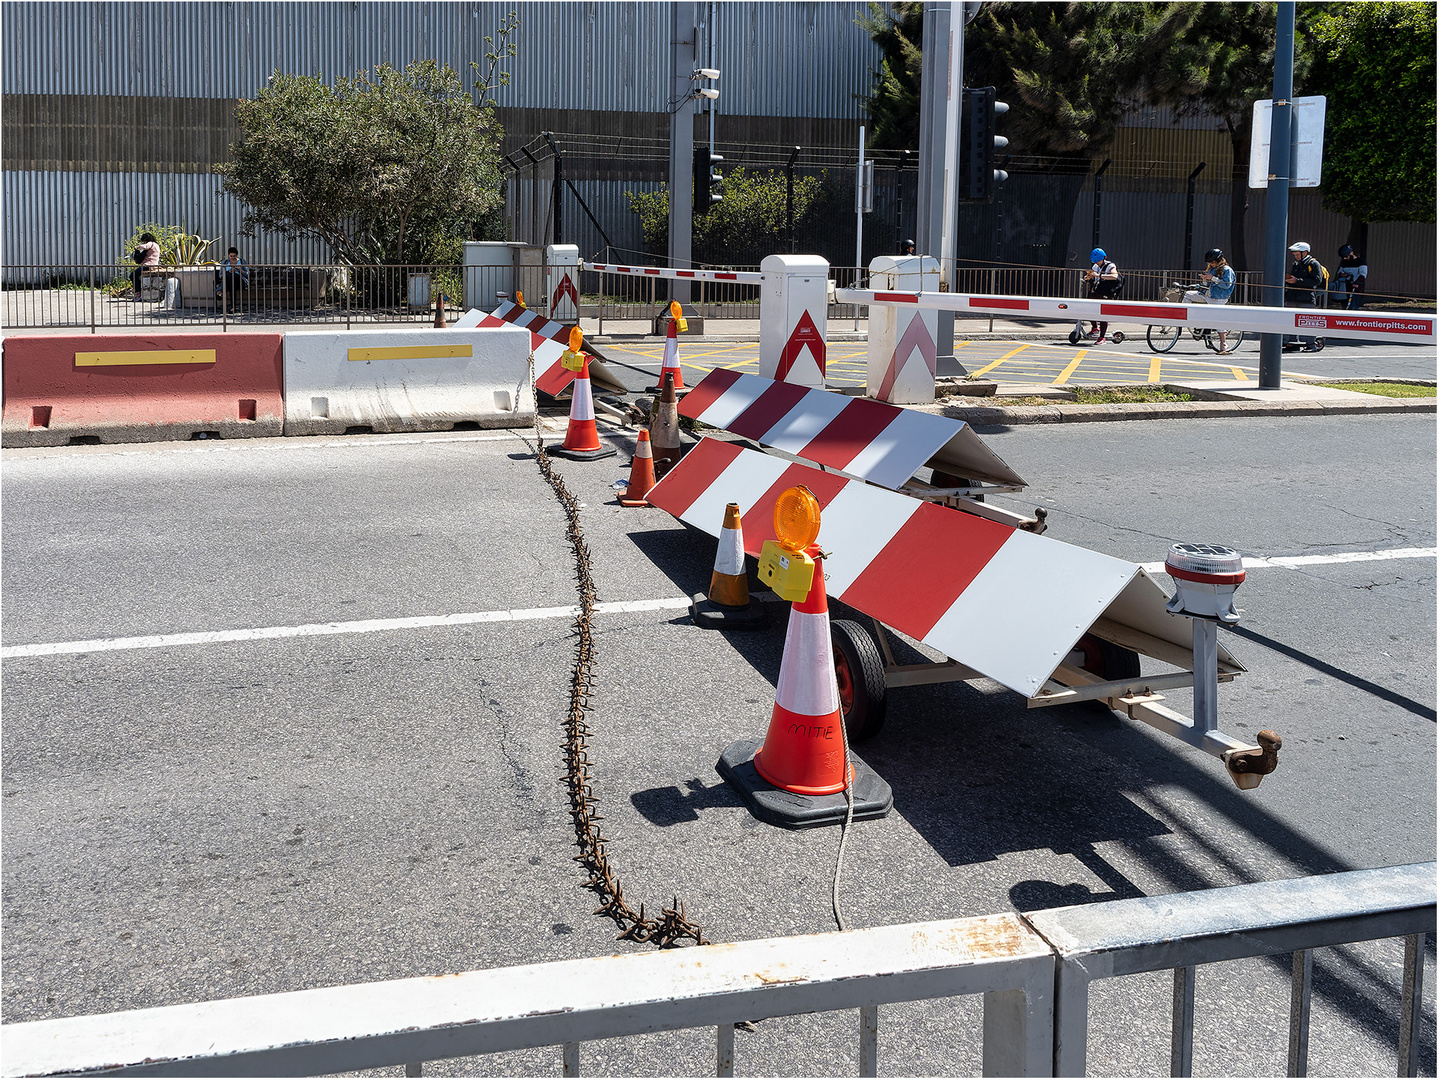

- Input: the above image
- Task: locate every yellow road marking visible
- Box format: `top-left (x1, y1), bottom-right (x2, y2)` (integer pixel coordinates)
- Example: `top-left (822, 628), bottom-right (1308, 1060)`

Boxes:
top-left (1231, 367), bottom-right (1246, 380)
top-left (75, 349), bottom-right (215, 367)
top-left (1053, 352), bottom-right (1087, 386)
top-left (348, 345), bottom-right (473, 362)
top-left (1148, 355), bottom-right (1162, 384)
top-left (969, 343), bottom-right (1031, 378)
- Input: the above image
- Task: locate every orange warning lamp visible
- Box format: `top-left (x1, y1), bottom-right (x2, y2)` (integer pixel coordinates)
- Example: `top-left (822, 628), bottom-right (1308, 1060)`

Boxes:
top-left (669, 299), bottom-right (689, 333)
top-left (561, 325), bottom-right (585, 371)
top-left (759, 486), bottom-right (820, 602)
top-left (516, 290), bottom-right (527, 309)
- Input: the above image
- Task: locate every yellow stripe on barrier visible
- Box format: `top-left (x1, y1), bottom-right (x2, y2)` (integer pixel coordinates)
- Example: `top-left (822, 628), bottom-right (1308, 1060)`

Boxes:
top-left (75, 350), bottom-right (216, 367)
top-left (347, 345), bottom-right (474, 362)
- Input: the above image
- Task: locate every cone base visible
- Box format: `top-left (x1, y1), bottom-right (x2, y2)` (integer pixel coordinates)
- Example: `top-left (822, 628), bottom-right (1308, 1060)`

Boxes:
top-left (618, 492), bottom-right (655, 507)
top-left (717, 737), bottom-right (892, 829)
top-left (690, 593), bottom-right (768, 630)
top-left (549, 444), bottom-right (618, 461)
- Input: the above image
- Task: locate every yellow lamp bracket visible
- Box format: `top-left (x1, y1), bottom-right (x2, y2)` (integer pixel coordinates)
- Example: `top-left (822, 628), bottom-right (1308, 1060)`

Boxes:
top-left (669, 300), bottom-right (689, 333)
top-left (560, 326), bottom-right (586, 370)
top-left (758, 540), bottom-right (816, 602)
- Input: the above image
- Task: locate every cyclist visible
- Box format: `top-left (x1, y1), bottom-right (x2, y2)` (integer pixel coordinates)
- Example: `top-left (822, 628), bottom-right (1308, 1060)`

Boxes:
top-left (1183, 248), bottom-right (1237, 351)
top-left (1283, 241), bottom-right (1324, 350)
top-left (1082, 247), bottom-right (1121, 344)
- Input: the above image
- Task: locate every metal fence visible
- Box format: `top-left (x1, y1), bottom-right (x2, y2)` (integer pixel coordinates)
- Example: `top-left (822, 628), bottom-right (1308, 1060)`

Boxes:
top-left (1, 263), bottom-right (479, 332)
top-left (3, 863), bottom-right (1431, 1078)
top-left (4, 261), bottom-right (1421, 334)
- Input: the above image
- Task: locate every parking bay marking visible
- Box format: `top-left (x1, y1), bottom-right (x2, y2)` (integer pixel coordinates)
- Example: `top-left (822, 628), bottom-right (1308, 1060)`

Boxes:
top-left (4, 549), bottom-right (1431, 660)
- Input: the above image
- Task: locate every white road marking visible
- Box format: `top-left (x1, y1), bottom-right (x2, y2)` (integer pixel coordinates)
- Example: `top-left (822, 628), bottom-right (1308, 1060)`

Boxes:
top-left (4, 548), bottom-right (1431, 661)
top-left (1, 598), bottom-right (692, 659)
top-left (0, 430), bottom-right (544, 462)
top-left (1138, 547), bottom-right (1436, 575)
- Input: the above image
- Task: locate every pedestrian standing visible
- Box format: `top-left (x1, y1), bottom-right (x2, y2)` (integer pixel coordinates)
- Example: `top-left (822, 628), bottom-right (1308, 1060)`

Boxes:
top-left (1334, 244), bottom-right (1368, 309)
top-left (1283, 241), bottom-right (1324, 350)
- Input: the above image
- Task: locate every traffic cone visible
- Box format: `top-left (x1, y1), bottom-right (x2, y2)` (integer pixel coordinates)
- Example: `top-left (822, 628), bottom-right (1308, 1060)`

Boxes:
top-left (647, 313), bottom-right (686, 393)
top-left (618, 429), bottom-right (657, 507)
top-left (690, 503), bottom-right (767, 629)
top-left (717, 549), bottom-right (892, 828)
top-left (549, 356), bottom-right (617, 461)
top-left (649, 371), bottom-right (684, 474)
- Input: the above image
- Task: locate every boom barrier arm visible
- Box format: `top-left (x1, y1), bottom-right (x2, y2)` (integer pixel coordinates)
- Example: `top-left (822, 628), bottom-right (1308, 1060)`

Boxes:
top-left (585, 262), bottom-right (764, 285)
top-left (834, 288), bottom-right (1437, 347)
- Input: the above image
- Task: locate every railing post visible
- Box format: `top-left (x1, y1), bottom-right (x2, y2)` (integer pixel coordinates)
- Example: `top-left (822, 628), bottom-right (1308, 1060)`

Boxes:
top-left (1171, 965), bottom-right (1196, 1077)
top-left (982, 959), bottom-right (1055, 1078)
top-left (89, 265), bottom-right (96, 334)
top-left (1399, 933), bottom-right (1425, 1077)
top-left (859, 1005), bottom-right (878, 1077)
top-left (1051, 961), bottom-right (1089, 1078)
top-left (1287, 949), bottom-right (1312, 1077)
top-left (716, 1023), bottom-right (734, 1077)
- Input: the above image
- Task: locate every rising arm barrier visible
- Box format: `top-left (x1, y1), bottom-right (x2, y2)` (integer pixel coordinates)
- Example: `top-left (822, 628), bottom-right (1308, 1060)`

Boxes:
top-left (833, 287), bottom-right (1437, 347)
top-left (3, 864), bottom-right (1431, 1078)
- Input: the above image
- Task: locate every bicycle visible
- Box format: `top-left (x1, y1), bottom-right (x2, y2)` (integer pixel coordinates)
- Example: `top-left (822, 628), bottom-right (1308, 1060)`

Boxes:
top-left (1144, 283), bottom-right (1247, 354)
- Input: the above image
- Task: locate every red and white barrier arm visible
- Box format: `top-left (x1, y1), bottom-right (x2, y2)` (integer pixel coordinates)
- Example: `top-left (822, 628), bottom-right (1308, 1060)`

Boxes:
top-left (832, 288), bottom-right (1437, 347)
top-left (584, 262), bottom-right (765, 285)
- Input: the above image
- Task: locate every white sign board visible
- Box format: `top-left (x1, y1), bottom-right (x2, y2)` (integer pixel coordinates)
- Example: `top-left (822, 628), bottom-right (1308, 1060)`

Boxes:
top-left (1249, 95), bottom-right (1326, 189)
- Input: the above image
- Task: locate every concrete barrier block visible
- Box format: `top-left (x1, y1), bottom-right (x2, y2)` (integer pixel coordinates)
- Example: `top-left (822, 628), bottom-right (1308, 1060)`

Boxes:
top-left (282, 327), bottom-right (535, 436)
top-left (1, 332), bottom-right (284, 447)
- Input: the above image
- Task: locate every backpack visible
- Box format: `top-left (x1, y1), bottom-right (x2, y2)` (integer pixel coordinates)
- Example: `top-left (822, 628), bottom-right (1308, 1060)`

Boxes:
top-left (1092, 262), bottom-right (1124, 298)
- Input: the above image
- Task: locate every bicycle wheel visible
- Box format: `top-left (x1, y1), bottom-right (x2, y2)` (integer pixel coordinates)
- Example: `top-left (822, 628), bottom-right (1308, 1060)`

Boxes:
top-left (1146, 324), bottom-right (1181, 352)
top-left (1205, 328), bottom-right (1246, 354)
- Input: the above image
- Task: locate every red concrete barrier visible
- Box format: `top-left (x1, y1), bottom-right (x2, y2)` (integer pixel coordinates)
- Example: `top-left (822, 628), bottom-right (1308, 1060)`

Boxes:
top-left (2, 333), bottom-right (284, 447)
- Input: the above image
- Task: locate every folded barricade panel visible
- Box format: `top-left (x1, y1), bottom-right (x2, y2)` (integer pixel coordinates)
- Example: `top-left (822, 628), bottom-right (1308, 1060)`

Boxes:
top-left (282, 327), bottom-right (535, 436)
top-left (677, 368), bottom-right (1026, 490)
top-left (477, 301), bottom-right (627, 398)
top-left (648, 437), bottom-right (1235, 699)
top-left (1, 333), bottom-right (284, 447)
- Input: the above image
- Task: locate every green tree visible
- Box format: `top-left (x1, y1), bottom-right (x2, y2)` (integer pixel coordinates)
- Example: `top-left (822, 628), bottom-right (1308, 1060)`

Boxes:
top-left (1306, 1), bottom-right (1435, 228)
top-left (626, 168), bottom-right (830, 264)
top-left (1139, 2), bottom-right (1321, 270)
top-left (219, 54), bottom-right (512, 265)
top-left (856, 1), bottom-right (925, 151)
top-left (965, 2), bottom-right (1151, 265)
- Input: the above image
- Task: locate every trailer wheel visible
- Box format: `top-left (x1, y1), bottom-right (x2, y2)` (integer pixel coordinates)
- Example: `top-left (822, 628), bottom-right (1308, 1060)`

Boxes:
top-left (831, 619), bottom-right (887, 743)
top-left (1076, 633), bottom-right (1141, 681)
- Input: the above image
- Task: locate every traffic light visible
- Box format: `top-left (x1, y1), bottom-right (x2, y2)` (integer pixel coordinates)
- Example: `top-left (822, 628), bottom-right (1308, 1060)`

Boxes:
top-left (959, 86), bottom-right (1009, 202)
top-left (693, 146), bottom-right (724, 214)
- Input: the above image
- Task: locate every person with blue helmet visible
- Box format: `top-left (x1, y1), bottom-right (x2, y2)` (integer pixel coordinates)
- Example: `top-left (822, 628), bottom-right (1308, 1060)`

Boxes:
top-left (1082, 247), bottom-right (1122, 343)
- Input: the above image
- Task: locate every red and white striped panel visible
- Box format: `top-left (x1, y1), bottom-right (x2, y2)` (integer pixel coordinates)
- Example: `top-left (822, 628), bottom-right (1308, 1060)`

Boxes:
top-left (474, 302), bottom-right (626, 396)
top-left (677, 368), bottom-right (1026, 491)
top-left (649, 438), bottom-right (1146, 699)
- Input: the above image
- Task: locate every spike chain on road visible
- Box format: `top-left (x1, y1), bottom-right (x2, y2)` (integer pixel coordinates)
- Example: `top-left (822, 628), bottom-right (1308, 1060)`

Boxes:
top-left (526, 353), bottom-right (707, 949)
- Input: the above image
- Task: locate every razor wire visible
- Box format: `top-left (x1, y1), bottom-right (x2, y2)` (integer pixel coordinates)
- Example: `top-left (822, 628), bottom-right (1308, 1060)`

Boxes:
top-left (526, 351), bottom-right (708, 950)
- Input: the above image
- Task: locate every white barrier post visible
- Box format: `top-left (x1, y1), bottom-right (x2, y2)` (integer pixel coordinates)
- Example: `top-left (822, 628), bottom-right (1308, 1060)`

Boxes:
top-left (866, 255), bottom-right (940, 403)
top-left (546, 244), bottom-right (581, 324)
top-left (759, 254), bottom-right (829, 388)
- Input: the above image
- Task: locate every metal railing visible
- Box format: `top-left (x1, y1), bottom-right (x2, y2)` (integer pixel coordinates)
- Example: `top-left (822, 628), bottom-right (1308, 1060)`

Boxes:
top-left (3, 864), bottom-right (1430, 1077)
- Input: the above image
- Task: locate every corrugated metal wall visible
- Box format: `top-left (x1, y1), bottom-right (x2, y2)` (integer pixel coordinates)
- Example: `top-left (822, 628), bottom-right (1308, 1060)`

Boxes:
top-left (1, 1), bottom-right (877, 116)
top-left (2, 1), bottom-right (881, 266)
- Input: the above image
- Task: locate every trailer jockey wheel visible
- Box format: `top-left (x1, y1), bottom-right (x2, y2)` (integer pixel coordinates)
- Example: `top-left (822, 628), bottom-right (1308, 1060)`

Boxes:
top-left (831, 619), bottom-right (887, 742)
top-left (1076, 633), bottom-right (1141, 681)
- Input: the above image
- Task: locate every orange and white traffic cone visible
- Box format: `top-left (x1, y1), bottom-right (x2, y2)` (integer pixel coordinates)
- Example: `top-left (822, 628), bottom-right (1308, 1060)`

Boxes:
top-left (648, 309), bottom-right (687, 393)
top-left (649, 371), bottom-right (684, 474)
top-left (718, 548), bottom-right (892, 827)
top-left (690, 503), bottom-right (767, 629)
top-left (549, 356), bottom-right (617, 461)
top-left (618, 429), bottom-right (657, 507)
